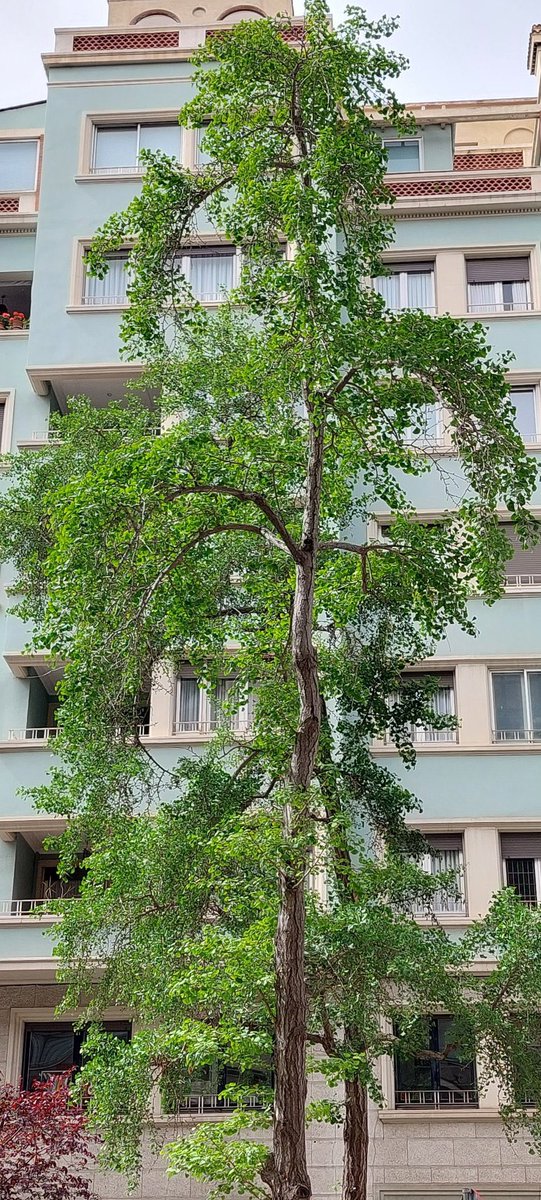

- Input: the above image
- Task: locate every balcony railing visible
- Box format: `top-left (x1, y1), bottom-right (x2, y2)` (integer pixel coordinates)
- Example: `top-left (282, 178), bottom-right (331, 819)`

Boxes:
top-left (395, 1089), bottom-right (478, 1109)
top-left (0, 898), bottom-right (64, 918)
top-left (81, 294), bottom-right (128, 307)
top-left (505, 573), bottom-right (541, 588)
top-left (492, 728), bottom-right (541, 743)
top-left (409, 726), bottom-right (457, 743)
top-left (467, 300), bottom-right (534, 314)
top-left (168, 1093), bottom-right (265, 1114)
top-left (8, 727), bottom-right (58, 741)
top-left (172, 717), bottom-right (251, 735)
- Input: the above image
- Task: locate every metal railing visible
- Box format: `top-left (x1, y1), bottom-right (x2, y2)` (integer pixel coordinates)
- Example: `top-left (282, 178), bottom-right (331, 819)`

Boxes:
top-left (8, 727), bottom-right (58, 741)
top-left (409, 725), bottom-right (457, 743)
top-left (505, 573), bottom-right (541, 588)
top-left (89, 165), bottom-right (143, 176)
top-left (492, 728), bottom-right (541, 743)
top-left (172, 718), bottom-right (251, 735)
top-left (467, 300), bottom-right (534, 314)
top-left (0, 898), bottom-right (64, 918)
top-left (395, 1088), bottom-right (478, 1109)
top-left (81, 294), bottom-right (128, 307)
top-left (169, 1093), bottom-right (264, 1114)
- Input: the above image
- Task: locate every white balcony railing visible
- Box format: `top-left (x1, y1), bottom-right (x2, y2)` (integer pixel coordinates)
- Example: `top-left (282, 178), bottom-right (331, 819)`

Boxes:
top-left (395, 1089), bottom-right (478, 1109)
top-left (170, 1093), bottom-right (264, 1114)
top-left (505, 573), bottom-right (541, 588)
top-left (172, 717), bottom-right (252, 735)
top-left (8, 727), bottom-right (58, 742)
top-left (467, 301), bottom-right (534, 314)
top-left (492, 728), bottom-right (541, 743)
top-left (0, 898), bottom-right (64, 918)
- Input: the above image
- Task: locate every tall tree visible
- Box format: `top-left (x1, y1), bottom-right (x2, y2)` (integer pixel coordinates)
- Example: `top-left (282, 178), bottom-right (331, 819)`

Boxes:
top-left (0, 5), bottom-right (539, 1200)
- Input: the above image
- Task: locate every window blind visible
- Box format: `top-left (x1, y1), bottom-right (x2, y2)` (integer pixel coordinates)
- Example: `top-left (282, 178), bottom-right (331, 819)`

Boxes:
top-left (501, 834), bottom-right (541, 859)
top-left (466, 258), bottom-right (530, 284)
top-left (501, 523), bottom-right (541, 578)
top-left (426, 834), bottom-right (463, 853)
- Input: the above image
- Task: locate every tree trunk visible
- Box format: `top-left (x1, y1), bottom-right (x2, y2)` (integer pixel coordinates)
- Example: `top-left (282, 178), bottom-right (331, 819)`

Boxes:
top-left (342, 1077), bottom-right (369, 1200)
top-left (272, 417), bottom-right (325, 1200)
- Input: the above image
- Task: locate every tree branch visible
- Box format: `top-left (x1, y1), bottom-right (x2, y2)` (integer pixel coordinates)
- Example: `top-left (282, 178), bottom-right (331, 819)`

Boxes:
top-left (165, 484), bottom-right (302, 562)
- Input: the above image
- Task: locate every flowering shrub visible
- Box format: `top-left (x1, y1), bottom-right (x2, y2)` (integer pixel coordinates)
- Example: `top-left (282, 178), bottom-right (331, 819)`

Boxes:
top-left (0, 1073), bottom-right (97, 1199)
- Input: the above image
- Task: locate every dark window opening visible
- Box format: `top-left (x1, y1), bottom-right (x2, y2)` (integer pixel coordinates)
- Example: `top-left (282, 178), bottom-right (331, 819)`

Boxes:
top-left (394, 1016), bottom-right (477, 1108)
top-left (22, 1021), bottom-right (131, 1091)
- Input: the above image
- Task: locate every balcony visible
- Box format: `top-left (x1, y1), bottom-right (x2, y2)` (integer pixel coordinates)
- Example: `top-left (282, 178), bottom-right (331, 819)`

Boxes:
top-left (49, 22), bottom-right (304, 59)
top-left (395, 1088), bottom-right (478, 1109)
top-left (172, 717), bottom-right (252, 736)
top-left (0, 898), bottom-right (62, 919)
top-left (170, 1093), bottom-right (265, 1114)
top-left (386, 167), bottom-right (541, 211)
top-left (9, 727), bottom-right (58, 743)
top-left (0, 276), bottom-right (32, 334)
top-left (505, 572), bottom-right (541, 589)
top-left (492, 728), bottom-right (541, 743)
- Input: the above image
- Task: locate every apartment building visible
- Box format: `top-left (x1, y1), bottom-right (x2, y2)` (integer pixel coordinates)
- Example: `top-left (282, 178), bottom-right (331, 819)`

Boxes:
top-left (1, 3), bottom-right (541, 1198)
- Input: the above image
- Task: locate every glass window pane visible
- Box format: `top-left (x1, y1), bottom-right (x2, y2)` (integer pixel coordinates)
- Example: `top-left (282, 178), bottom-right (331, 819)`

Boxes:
top-left (406, 271), bottom-right (434, 312)
top-left (528, 672), bottom-right (541, 735)
top-left (506, 858), bottom-right (537, 905)
top-left (24, 1025), bottom-right (75, 1089)
top-left (492, 672), bottom-right (525, 739)
top-left (468, 281), bottom-right (498, 313)
top-left (373, 273), bottom-right (400, 311)
top-left (510, 388), bottom-right (537, 442)
top-left (176, 678), bottom-right (201, 729)
top-left (196, 126), bottom-right (212, 166)
top-left (139, 123), bottom-right (182, 160)
top-left (436, 1017), bottom-right (476, 1098)
top-left (83, 254), bottom-right (129, 305)
top-left (0, 140), bottom-right (37, 190)
top-left (93, 127), bottom-right (138, 172)
top-left (188, 249), bottom-right (235, 301)
top-left (384, 141), bottom-right (420, 173)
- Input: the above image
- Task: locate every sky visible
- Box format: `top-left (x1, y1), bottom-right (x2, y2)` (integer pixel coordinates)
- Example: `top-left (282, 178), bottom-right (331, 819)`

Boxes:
top-left (1, 0), bottom-right (540, 110)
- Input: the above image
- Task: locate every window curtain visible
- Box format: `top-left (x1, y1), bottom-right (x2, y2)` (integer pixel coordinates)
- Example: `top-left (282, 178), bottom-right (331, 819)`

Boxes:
top-left (509, 280), bottom-right (530, 310)
top-left (430, 847), bottom-right (464, 913)
top-left (406, 271), bottom-right (434, 312)
top-left (510, 388), bottom-right (537, 441)
top-left (210, 678), bottom-right (240, 730)
top-left (176, 678), bottom-right (201, 730)
top-left (0, 140), bottom-right (37, 190)
top-left (373, 273), bottom-right (400, 311)
top-left (188, 251), bottom-right (235, 301)
top-left (139, 124), bottom-right (181, 160)
top-left (468, 281), bottom-right (497, 312)
top-left (94, 127), bottom-right (138, 172)
top-left (528, 673), bottom-right (541, 737)
top-left (492, 672), bottom-right (525, 738)
top-left (83, 255), bottom-right (129, 305)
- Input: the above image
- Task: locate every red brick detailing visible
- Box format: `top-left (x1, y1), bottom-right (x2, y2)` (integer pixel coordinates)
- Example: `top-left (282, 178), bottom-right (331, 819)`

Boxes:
top-left (453, 151), bottom-right (524, 171)
top-left (390, 175), bottom-right (532, 198)
top-left (206, 22), bottom-right (303, 42)
top-left (0, 198), bottom-right (19, 213)
top-left (72, 30), bottom-right (179, 51)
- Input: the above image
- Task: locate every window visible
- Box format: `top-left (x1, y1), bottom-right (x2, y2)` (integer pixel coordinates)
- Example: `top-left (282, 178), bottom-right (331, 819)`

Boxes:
top-left (466, 257), bottom-right (531, 313)
top-left (174, 673), bottom-right (252, 734)
top-left (0, 140), bottom-right (38, 192)
top-left (180, 247), bottom-right (237, 302)
top-left (91, 123), bottom-right (181, 175)
top-left (22, 1022), bottom-right (131, 1090)
top-left (195, 124), bottom-right (212, 167)
top-left (36, 858), bottom-right (86, 902)
top-left (0, 277), bottom-right (32, 329)
top-left (394, 1016), bottom-right (477, 1108)
top-left (82, 252), bottom-right (130, 306)
top-left (501, 521), bottom-right (541, 589)
top-left (501, 834), bottom-right (541, 906)
top-left (161, 1062), bottom-right (272, 1114)
top-left (373, 262), bottom-right (435, 314)
top-left (390, 673), bottom-right (456, 743)
top-left (417, 835), bottom-right (466, 915)
top-left (383, 139), bottom-right (421, 173)
top-left (491, 669), bottom-right (541, 742)
top-left (509, 386), bottom-right (541, 444)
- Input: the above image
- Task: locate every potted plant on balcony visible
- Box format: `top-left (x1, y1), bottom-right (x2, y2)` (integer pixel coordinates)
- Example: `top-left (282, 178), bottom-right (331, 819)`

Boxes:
top-left (9, 311), bottom-right (26, 330)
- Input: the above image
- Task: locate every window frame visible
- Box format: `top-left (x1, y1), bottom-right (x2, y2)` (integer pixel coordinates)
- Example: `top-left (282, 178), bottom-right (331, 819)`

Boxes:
top-left (90, 120), bottom-right (182, 176)
top-left (179, 246), bottom-right (240, 305)
top-left (509, 383), bottom-right (541, 445)
top-left (393, 1015), bottom-right (478, 1109)
top-left (382, 137), bottom-right (423, 174)
top-left (490, 667), bottom-right (541, 743)
top-left (504, 855), bottom-right (541, 906)
top-left (0, 390), bottom-right (15, 456)
top-left (373, 262), bottom-right (436, 315)
top-left (6, 1007), bottom-right (133, 1088)
top-left (0, 138), bottom-right (39, 194)
top-left (418, 837), bottom-right (466, 915)
top-left (465, 256), bottom-right (533, 315)
top-left (80, 247), bottom-right (132, 309)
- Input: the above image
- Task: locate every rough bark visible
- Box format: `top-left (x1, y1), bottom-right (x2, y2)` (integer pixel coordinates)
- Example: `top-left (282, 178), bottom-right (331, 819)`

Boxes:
top-left (342, 1077), bottom-right (369, 1200)
top-left (272, 416), bottom-right (325, 1200)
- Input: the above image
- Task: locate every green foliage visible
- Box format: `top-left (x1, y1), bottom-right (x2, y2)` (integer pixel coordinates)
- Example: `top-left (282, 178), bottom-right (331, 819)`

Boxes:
top-left (0, 2), bottom-right (540, 1197)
